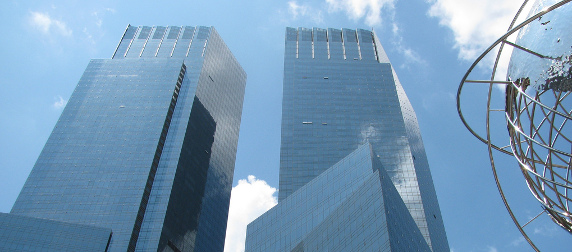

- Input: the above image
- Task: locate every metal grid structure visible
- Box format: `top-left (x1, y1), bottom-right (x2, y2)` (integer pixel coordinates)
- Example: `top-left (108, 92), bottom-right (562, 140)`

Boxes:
top-left (456, 0), bottom-right (572, 250)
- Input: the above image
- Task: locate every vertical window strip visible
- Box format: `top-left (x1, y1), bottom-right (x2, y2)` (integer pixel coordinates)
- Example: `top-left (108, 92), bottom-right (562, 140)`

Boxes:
top-left (326, 29), bottom-right (330, 60)
top-left (311, 29), bottom-right (315, 59)
top-left (139, 27), bottom-right (153, 58)
top-left (296, 30), bottom-right (299, 59)
top-left (371, 30), bottom-right (380, 62)
top-left (154, 27), bottom-right (167, 57)
top-left (169, 26), bottom-right (184, 58)
top-left (112, 25), bottom-right (131, 59)
top-left (200, 28), bottom-right (209, 58)
top-left (341, 29), bottom-right (346, 60)
top-left (124, 27), bottom-right (139, 58)
top-left (187, 27), bottom-right (198, 58)
top-left (356, 29), bottom-right (362, 60)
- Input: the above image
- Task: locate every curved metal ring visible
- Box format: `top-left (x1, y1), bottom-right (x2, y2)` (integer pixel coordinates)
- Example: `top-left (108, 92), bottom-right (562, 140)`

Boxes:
top-left (456, 0), bottom-right (572, 251)
top-left (457, 0), bottom-right (572, 149)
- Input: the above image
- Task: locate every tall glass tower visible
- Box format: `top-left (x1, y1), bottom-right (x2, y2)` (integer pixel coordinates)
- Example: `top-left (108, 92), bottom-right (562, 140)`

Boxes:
top-left (247, 27), bottom-right (448, 251)
top-left (2, 25), bottom-right (246, 252)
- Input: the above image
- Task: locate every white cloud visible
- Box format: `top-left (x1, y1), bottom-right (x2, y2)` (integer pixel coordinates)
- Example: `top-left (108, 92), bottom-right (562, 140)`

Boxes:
top-left (53, 96), bottom-right (67, 110)
top-left (92, 8), bottom-right (115, 28)
top-left (533, 223), bottom-right (560, 236)
top-left (426, 0), bottom-right (523, 61)
top-left (287, 1), bottom-right (324, 23)
top-left (323, 0), bottom-right (424, 68)
top-left (326, 0), bottom-right (395, 27)
top-left (93, 12), bottom-right (103, 28)
top-left (83, 27), bottom-right (95, 45)
top-left (289, 1), bottom-right (308, 19)
top-left (29, 12), bottom-right (72, 37)
top-left (427, 0), bottom-right (535, 95)
top-left (224, 176), bottom-right (277, 252)
top-left (390, 22), bottom-right (426, 68)
top-left (510, 236), bottom-right (526, 247)
top-left (487, 246), bottom-right (499, 252)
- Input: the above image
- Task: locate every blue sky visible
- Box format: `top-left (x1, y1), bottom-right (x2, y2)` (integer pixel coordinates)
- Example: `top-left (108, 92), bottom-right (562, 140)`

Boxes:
top-left (0, 0), bottom-right (569, 251)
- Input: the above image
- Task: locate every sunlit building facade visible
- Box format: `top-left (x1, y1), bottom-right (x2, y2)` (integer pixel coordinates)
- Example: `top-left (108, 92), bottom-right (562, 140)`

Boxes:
top-left (0, 25), bottom-right (246, 252)
top-left (246, 27), bottom-right (449, 251)
top-left (246, 144), bottom-right (431, 251)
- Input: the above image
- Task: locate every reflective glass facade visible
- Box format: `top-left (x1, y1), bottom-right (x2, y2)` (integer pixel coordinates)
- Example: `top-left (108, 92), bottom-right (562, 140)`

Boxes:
top-left (275, 27), bottom-right (448, 251)
top-left (6, 25), bottom-right (246, 252)
top-left (246, 144), bottom-right (430, 252)
top-left (0, 213), bottom-right (111, 252)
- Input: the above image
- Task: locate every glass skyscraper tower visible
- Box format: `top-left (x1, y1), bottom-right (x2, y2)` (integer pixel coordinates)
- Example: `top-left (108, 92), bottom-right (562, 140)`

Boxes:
top-left (0, 25), bottom-right (246, 252)
top-left (246, 27), bottom-right (448, 251)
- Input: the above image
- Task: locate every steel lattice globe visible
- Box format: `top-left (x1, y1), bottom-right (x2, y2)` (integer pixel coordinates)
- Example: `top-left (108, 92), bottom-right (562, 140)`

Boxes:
top-left (505, 0), bottom-right (572, 233)
top-left (457, 0), bottom-right (572, 250)
top-left (505, 78), bottom-right (572, 232)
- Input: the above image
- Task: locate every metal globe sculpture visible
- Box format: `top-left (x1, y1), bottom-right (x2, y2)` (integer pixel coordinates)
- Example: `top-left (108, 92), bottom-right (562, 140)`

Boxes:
top-left (457, 0), bottom-right (572, 250)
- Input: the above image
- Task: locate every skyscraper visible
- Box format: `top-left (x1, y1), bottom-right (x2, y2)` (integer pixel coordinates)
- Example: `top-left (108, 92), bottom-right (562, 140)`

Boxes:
top-left (246, 27), bottom-right (448, 251)
top-left (246, 143), bottom-right (432, 251)
top-left (1, 25), bottom-right (246, 252)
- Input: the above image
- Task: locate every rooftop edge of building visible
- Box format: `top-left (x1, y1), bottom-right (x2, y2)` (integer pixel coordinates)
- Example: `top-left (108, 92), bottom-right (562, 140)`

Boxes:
top-left (285, 26), bottom-right (390, 63)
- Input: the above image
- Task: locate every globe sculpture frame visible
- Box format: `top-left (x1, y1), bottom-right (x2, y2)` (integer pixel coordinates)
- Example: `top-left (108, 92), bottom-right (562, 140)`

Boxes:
top-left (456, 0), bottom-right (572, 251)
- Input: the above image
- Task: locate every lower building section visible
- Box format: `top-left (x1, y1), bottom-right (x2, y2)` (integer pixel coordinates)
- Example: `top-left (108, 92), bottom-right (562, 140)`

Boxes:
top-left (0, 213), bottom-right (112, 252)
top-left (245, 144), bottom-right (430, 252)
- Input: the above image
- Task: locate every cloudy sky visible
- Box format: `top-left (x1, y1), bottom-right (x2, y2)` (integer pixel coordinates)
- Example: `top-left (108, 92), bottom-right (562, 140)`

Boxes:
top-left (0, 0), bottom-right (569, 251)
